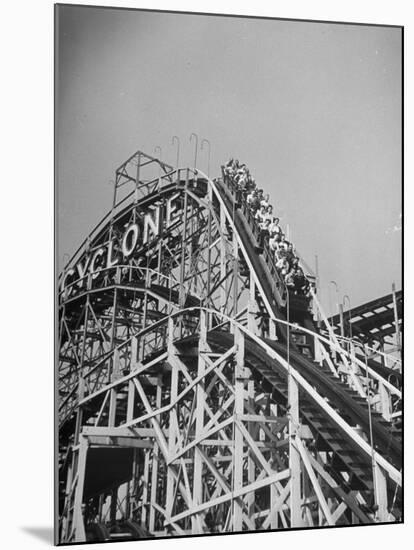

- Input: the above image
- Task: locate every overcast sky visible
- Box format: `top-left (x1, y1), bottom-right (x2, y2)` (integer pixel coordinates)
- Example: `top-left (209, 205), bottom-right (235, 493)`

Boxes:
top-left (56, 5), bottom-right (402, 315)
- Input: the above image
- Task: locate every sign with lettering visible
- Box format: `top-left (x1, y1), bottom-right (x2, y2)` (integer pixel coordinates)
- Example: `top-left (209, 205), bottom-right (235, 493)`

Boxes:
top-left (61, 193), bottom-right (180, 294)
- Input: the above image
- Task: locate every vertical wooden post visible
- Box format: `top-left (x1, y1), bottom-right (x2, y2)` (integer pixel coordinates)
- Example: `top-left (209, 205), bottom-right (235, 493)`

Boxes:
top-left (109, 288), bottom-right (118, 382)
top-left (131, 335), bottom-right (138, 368)
top-left (374, 464), bottom-right (389, 522)
top-left (314, 338), bottom-right (323, 365)
top-left (220, 204), bottom-right (227, 317)
top-left (179, 183), bottom-right (188, 309)
top-left (108, 389), bottom-right (117, 427)
top-left (73, 435), bottom-right (88, 542)
top-left (127, 379), bottom-right (135, 422)
top-left (233, 325), bottom-right (245, 531)
top-left (166, 317), bottom-right (178, 523)
top-left (392, 282), bottom-right (401, 357)
top-left (378, 381), bottom-right (391, 421)
top-left (248, 275), bottom-right (259, 335)
top-left (247, 380), bottom-right (256, 524)
top-left (206, 186), bottom-right (213, 316)
top-left (149, 375), bottom-right (162, 532)
top-left (192, 310), bottom-right (208, 533)
top-left (60, 456), bottom-right (74, 541)
top-left (269, 318), bottom-right (277, 340)
top-left (232, 225), bottom-right (239, 319)
top-left (289, 376), bottom-right (302, 526)
top-left (141, 453), bottom-right (150, 525)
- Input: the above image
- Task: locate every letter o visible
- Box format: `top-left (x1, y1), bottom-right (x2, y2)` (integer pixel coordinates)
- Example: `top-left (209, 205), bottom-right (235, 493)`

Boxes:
top-left (122, 224), bottom-right (140, 258)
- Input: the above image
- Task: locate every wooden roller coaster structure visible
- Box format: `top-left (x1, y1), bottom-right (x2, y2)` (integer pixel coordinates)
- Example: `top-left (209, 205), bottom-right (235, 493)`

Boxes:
top-left (56, 151), bottom-right (402, 544)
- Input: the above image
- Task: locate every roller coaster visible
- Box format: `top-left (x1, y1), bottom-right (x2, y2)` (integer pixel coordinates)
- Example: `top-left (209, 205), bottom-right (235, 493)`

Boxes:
top-left (57, 150), bottom-right (402, 543)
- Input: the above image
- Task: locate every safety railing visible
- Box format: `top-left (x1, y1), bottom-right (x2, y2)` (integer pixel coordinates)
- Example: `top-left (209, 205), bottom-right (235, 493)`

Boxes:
top-left (333, 334), bottom-right (402, 373)
top-left (61, 296), bottom-right (401, 431)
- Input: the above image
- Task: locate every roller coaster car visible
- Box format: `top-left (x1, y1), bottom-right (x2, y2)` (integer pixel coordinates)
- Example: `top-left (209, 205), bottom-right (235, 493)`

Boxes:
top-left (287, 291), bottom-right (311, 314)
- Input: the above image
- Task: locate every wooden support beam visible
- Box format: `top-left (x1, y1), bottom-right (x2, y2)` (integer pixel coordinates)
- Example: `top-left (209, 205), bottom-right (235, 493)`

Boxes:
top-left (294, 436), bottom-right (334, 526)
top-left (141, 451), bottom-right (150, 525)
top-left (233, 325), bottom-right (245, 531)
top-left (288, 369), bottom-right (302, 527)
top-left (86, 436), bottom-right (153, 449)
top-left (378, 381), bottom-right (392, 421)
top-left (192, 309), bottom-right (208, 533)
top-left (307, 453), bottom-right (370, 523)
top-left (108, 388), bottom-right (117, 427)
top-left (149, 375), bottom-right (162, 531)
top-left (262, 483), bottom-right (290, 529)
top-left (374, 464), bottom-right (390, 522)
top-left (73, 435), bottom-right (87, 542)
top-left (166, 469), bottom-right (290, 525)
top-left (246, 380), bottom-right (255, 524)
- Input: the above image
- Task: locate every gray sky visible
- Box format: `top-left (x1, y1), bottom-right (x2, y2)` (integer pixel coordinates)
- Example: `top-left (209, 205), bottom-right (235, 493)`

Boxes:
top-left (56, 6), bottom-right (402, 315)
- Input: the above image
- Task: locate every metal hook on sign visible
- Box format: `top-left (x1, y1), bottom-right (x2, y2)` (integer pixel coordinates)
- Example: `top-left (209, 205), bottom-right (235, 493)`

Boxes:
top-left (190, 133), bottom-right (198, 171)
top-left (201, 138), bottom-right (211, 178)
top-left (171, 136), bottom-right (180, 169)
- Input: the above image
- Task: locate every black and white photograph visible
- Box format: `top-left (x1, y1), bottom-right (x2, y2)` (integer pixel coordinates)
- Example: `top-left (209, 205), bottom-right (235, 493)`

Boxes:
top-left (54, 3), bottom-right (402, 546)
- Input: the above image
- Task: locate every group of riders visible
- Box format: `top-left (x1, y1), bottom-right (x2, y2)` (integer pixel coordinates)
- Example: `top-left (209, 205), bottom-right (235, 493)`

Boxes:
top-left (222, 158), bottom-right (310, 296)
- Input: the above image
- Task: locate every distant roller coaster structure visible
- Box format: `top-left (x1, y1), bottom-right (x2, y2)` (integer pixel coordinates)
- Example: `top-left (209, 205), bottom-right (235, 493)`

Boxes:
top-left (57, 150), bottom-right (402, 544)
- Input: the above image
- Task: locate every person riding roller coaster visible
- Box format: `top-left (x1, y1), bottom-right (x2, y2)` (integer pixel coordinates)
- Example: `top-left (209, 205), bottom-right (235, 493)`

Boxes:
top-left (222, 157), bottom-right (311, 298)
